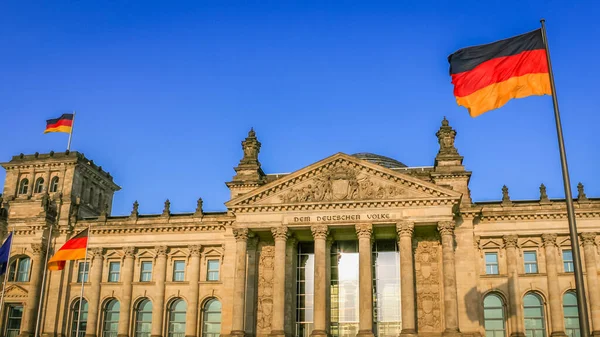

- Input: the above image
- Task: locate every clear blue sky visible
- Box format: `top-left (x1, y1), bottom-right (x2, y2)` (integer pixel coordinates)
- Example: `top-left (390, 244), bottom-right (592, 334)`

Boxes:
top-left (1, 1), bottom-right (599, 215)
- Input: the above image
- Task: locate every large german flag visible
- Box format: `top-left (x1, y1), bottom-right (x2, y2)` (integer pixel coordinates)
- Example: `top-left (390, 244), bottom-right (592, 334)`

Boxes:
top-left (448, 29), bottom-right (551, 117)
top-left (48, 229), bottom-right (88, 271)
top-left (44, 113), bottom-right (74, 134)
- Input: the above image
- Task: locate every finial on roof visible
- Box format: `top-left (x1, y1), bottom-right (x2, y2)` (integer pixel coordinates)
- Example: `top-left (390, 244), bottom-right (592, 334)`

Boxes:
top-left (131, 200), bottom-right (139, 218)
top-left (501, 185), bottom-right (512, 205)
top-left (436, 116), bottom-right (459, 158)
top-left (163, 199), bottom-right (171, 216)
top-left (195, 197), bottom-right (204, 217)
top-left (442, 116), bottom-right (449, 127)
top-left (539, 184), bottom-right (550, 203)
top-left (577, 182), bottom-right (588, 202)
top-left (240, 128), bottom-right (261, 165)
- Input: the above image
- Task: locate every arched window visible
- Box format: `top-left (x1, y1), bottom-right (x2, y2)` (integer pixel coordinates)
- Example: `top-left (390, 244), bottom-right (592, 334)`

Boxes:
top-left (483, 293), bottom-right (506, 337)
top-left (167, 299), bottom-right (186, 337)
top-left (202, 299), bottom-right (222, 337)
top-left (34, 178), bottom-right (45, 194)
top-left (8, 257), bottom-right (31, 282)
top-left (524, 293), bottom-right (546, 337)
top-left (134, 299), bottom-right (152, 337)
top-left (50, 177), bottom-right (60, 193)
top-left (102, 299), bottom-right (120, 337)
top-left (563, 292), bottom-right (580, 337)
top-left (18, 178), bottom-right (29, 195)
top-left (70, 298), bottom-right (88, 337)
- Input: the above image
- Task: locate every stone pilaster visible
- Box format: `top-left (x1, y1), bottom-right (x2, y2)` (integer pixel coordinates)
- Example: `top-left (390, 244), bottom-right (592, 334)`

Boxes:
top-left (85, 248), bottom-right (105, 337)
top-left (285, 236), bottom-right (298, 336)
top-left (185, 245), bottom-right (202, 337)
top-left (581, 233), bottom-right (600, 336)
top-left (542, 234), bottom-right (567, 337)
top-left (231, 227), bottom-right (249, 337)
top-left (437, 221), bottom-right (460, 335)
top-left (151, 246), bottom-right (168, 337)
top-left (397, 221), bottom-right (416, 336)
top-left (310, 225), bottom-right (329, 337)
top-left (117, 246), bottom-right (136, 337)
top-left (356, 224), bottom-right (375, 337)
top-left (19, 242), bottom-right (45, 337)
top-left (503, 235), bottom-right (525, 337)
top-left (270, 226), bottom-right (290, 337)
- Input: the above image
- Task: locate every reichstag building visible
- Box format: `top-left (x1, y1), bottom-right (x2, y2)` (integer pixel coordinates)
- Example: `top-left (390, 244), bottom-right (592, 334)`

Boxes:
top-left (0, 118), bottom-right (598, 337)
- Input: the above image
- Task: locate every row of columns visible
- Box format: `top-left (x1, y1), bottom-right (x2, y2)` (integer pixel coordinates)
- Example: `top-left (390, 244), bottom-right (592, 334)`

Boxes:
top-left (229, 221), bottom-right (461, 337)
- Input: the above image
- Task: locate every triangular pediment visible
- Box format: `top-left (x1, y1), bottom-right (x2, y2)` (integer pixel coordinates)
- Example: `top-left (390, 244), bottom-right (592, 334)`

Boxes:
top-left (4, 285), bottom-right (28, 298)
top-left (227, 153), bottom-right (461, 209)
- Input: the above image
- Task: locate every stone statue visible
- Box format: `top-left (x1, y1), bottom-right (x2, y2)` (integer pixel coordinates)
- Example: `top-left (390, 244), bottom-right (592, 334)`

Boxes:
top-left (435, 117), bottom-right (459, 157)
top-left (163, 199), bottom-right (170, 216)
top-left (501, 185), bottom-right (511, 205)
top-left (578, 182), bottom-right (588, 201)
top-left (539, 184), bottom-right (549, 202)
top-left (240, 128), bottom-right (261, 165)
top-left (131, 200), bottom-right (139, 217)
top-left (196, 197), bottom-right (203, 215)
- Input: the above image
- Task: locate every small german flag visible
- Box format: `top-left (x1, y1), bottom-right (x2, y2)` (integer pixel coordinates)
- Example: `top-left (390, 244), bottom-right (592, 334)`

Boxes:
top-left (448, 29), bottom-right (551, 117)
top-left (44, 113), bottom-right (74, 134)
top-left (48, 228), bottom-right (88, 271)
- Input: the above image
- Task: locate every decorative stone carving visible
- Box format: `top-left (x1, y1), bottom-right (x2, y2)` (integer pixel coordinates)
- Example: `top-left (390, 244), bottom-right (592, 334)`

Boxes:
top-left (355, 223), bottom-right (372, 239)
top-left (123, 246), bottom-right (136, 258)
top-left (162, 199), bottom-right (171, 216)
top-left (271, 226), bottom-right (289, 241)
top-left (130, 201), bottom-right (139, 218)
top-left (279, 166), bottom-right (405, 203)
top-left (541, 233), bottom-right (557, 247)
top-left (311, 225), bottom-right (329, 240)
top-left (580, 232), bottom-right (596, 246)
top-left (437, 221), bottom-right (455, 236)
top-left (233, 228), bottom-right (249, 242)
top-left (415, 238), bottom-right (442, 332)
top-left (578, 183), bottom-right (588, 201)
top-left (540, 184), bottom-right (550, 203)
top-left (240, 128), bottom-right (261, 165)
top-left (195, 198), bottom-right (203, 216)
top-left (256, 244), bottom-right (275, 332)
top-left (396, 221), bottom-right (415, 237)
top-left (90, 247), bottom-right (104, 258)
top-left (435, 117), bottom-right (459, 157)
top-left (503, 235), bottom-right (519, 248)
top-left (31, 243), bottom-right (45, 255)
top-left (501, 185), bottom-right (512, 205)
top-left (189, 245), bottom-right (202, 257)
top-left (155, 245), bottom-right (168, 256)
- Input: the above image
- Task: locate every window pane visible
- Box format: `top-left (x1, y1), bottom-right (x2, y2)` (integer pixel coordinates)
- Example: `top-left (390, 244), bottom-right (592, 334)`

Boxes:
top-left (524, 295), bottom-right (542, 306)
top-left (524, 252), bottom-right (537, 262)
top-left (486, 253), bottom-right (498, 263)
top-left (174, 261), bottom-right (185, 271)
top-left (485, 320), bottom-right (504, 330)
top-left (207, 260), bottom-right (219, 271)
top-left (485, 308), bottom-right (504, 319)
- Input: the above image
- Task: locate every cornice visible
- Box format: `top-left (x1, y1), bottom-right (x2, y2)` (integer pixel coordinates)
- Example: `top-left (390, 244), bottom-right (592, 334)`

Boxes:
top-left (460, 201), bottom-right (600, 222)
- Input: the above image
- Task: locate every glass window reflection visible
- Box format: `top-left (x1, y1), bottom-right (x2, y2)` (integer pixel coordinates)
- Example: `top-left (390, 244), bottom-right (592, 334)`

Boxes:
top-left (296, 243), bottom-right (315, 337)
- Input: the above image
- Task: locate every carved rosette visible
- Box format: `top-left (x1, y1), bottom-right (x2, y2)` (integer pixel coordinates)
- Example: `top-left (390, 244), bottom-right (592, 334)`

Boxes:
top-left (355, 223), bottom-right (372, 239)
top-left (541, 233), bottom-right (558, 247)
top-left (503, 235), bottom-right (519, 249)
top-left (123, 246), bottom-right (136, 258)
top-left (189, 245), bottom-right (202, 257)
top-left (271, 226), bottom-right (289, 241)
top-left (311, 225), bottom-right (329, 240)
top-left (30, 243), bottom-right (45, 256)
top-left (155, 245), bottom-right (168, 256)
top-left (233, 228), bottom-right (249, 242)
top-left (396, 221), bottom-right (415, 238)
top-left (580, 232), bottom-right (597, 247)
top-left (437, 221), bottom-right (455, 236)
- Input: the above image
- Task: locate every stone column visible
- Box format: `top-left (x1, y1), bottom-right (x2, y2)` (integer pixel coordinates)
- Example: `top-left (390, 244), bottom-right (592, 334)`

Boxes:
top-left (325, 237), bottom-right (333, 332)
top-left (396, 221), bottom-right (416, 336)
top-left (503, 235), bottom-right (525, 337)
top-left (437, 221), bottom-right (460, 335)
top-left (185, 245), bottom-right (202, 337)
top-left (20, 243), bottom-right (45, 337)
top-left (581, 233), bottom-right (600, 336)
top-left (542, 234), bottom-right (566, 337)
top-left (118, 247), bottom-right (136, 337)
top-left (356, 224), bottom-right (375, 337)
top-left (270, 226), bottom-right (290, 337)
top-left (311, 225), bottom-right (329, 337)
top-left (86, 248), bottom-right (105, 337)
top-left (231, 228), bottom-right (250, 337)
top-left (285, 237), bottom-right (298, 336)
top-left (151, 246), bottom-right (168, 337)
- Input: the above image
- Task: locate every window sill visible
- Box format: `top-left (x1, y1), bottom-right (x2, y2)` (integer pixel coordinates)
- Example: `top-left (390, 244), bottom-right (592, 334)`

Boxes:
top-left (166, 281), bottom-right (189, 285)
top-left (70, 282), bottom-right (91, 286)
top-left (133, 281), bottom-right (156, 285)
top-left (520, 273), bottom-right (547, 277)
top-left (199, 280), bottom-right (222, 284)
top-left (480, 274), bottom-right (507, 278)
top-left (101, 282), bottom-right (123, 286)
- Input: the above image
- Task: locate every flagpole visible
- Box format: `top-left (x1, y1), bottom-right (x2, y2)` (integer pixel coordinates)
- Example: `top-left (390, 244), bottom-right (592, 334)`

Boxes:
top-left (0, 228), bottom-right (15, 316)
top-left (75, 223), bottom-right (91, 337)
top-left (540, 19), bottom-right (590, 337)
top-left (34, 221), bottom-right (55, 337)
top-left (67, 111), bottom-right (76, 151)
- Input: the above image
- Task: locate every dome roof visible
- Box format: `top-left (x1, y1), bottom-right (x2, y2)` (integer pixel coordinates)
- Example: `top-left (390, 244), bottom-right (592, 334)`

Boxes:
top-left (351, 152), bottom-right (407, 169)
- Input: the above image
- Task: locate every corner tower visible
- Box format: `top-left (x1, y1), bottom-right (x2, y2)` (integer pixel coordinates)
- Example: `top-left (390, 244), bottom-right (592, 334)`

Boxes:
top-left (226, 128), bottom-right (266, 199)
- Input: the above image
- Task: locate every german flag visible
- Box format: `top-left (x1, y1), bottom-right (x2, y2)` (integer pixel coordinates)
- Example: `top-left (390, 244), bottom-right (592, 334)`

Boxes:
top-left (448, 29), bottom-right (551, 117)
top-left (48, 229), bottom-right (88, 271)
top-left (44, 113), bottom-right (74, 134)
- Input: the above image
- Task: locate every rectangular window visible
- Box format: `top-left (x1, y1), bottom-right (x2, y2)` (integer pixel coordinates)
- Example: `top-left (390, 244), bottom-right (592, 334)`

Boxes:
top-left (563, 250), bottom-right (574, 273)
top-left (207, 259), bottom-right (220, 281)
top-left (485, 252), bottom-right (499, 275)
top-left (524, 251), bottom-right (539, 274)
top-left (108, 262), bottom-right (120, 282)
top-left (77, 262), bottom-right (89, 282)
top-left (140, 261), bottom-right (152, 282)
top-left (173, 260), bottom-right (185, 282)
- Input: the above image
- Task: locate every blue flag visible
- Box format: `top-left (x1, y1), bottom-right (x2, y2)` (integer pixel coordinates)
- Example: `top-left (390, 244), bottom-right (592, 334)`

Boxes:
top-left (0, 233), bottom-right (13, 276)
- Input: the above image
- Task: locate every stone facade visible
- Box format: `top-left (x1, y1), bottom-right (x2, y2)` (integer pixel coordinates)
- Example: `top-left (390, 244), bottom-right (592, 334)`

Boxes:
top-left (0, 118), bottom-right (599, 337)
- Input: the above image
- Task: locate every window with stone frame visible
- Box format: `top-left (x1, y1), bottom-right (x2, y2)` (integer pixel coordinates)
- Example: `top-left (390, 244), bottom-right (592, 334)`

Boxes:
top-left (18, 178), bottom-right (29, 195)
top-left (524, 251), bottom-right (539, 274)
top-left (172, 260), bottom-right (185, 282)
top-left (108, 261), bottom-right (120, 282)
top-left (140, 261), bottom-right (153, 282)
top-left (485, 252), bottom-right (500, 275)
top-left (34, 177), bottom-right (45, 193)
top-left (77, 262), bottom-right (89, 283)
top-left (206, 260), bottom-right (219, 281)
top-left (8, 257), bottom-right (31, 282)
top-left (201, 247), bottom-right (224, 282)
top-left (562, 250), bottom-right (574, 273)
top-left (50, 176), bottom-right (60, 193)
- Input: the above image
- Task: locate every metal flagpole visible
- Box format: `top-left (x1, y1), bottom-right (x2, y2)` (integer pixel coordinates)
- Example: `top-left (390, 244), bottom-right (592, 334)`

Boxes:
top-left (540, 19), bottom-right (590, 337)
top-left (0, 228), bottom-right (16, 315)
top-left (34, 221), bottom-right (55, 337)
top-left (75, 224), bottom-right (91, 337)
top-left (67, 111), bottom-right (76, 151)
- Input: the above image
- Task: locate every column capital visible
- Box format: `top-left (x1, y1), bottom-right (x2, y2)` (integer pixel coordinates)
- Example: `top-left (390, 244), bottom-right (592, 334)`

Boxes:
top-left (189, 244), bottom-right (202, 257)
top-left (311, 224), bottom-right (329, 240)
top-left (437, 221), bottom-right (455, 236)
top-left (155, 245), bottom-right (168, 256)
top-left (580, 232), bottom-right (597, 246)
top-left (271, 226), bottom-right (289, 241)
top-left (503, 234), bottom-right (519, 249)
top-left (90, 247), bottom-right (104, 259)
top-left (30, 243), bottom-right (45, 256)
top-left (233, 227), bottom-right (250, 242)
top-left (123, 246), bottom-right (136, 258)
top-left (396, 221), bottom-right (415, 238)
top-left (541, 233), bottom-right (558, 247)
top-left (355, 223), bottom-right (373, 239)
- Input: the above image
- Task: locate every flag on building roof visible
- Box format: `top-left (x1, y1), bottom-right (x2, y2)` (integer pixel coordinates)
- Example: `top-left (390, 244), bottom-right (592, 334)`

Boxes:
top-left (48, 229), bottom-right (88, 271)
top-left (448, 29), bottom-right (551, 117)
top-left (44, 113), bottom-right (74, 134)
top-left (0, 233), bottom-right (13, 275)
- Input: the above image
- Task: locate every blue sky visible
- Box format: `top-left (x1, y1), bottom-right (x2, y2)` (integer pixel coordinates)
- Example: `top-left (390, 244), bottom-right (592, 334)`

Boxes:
top-left (1, 1), bottom-right (599, 215)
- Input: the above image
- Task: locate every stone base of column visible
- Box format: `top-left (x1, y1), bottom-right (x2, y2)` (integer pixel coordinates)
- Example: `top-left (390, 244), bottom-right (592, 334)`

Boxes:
top-left (399, 329), bottom-right (417, 337)
top-left (510, 332), bottom-right (526, 337)
top-left (269, 330), bottom-right (289, 337)
top-left (310, 329), bottom-right (329, 337)
top-left (550, 332), bottom-right (567, 337)
top-left (230, 330), bottom-right (247, 337)
top-left (356, 330), bottom-right (375, 337)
